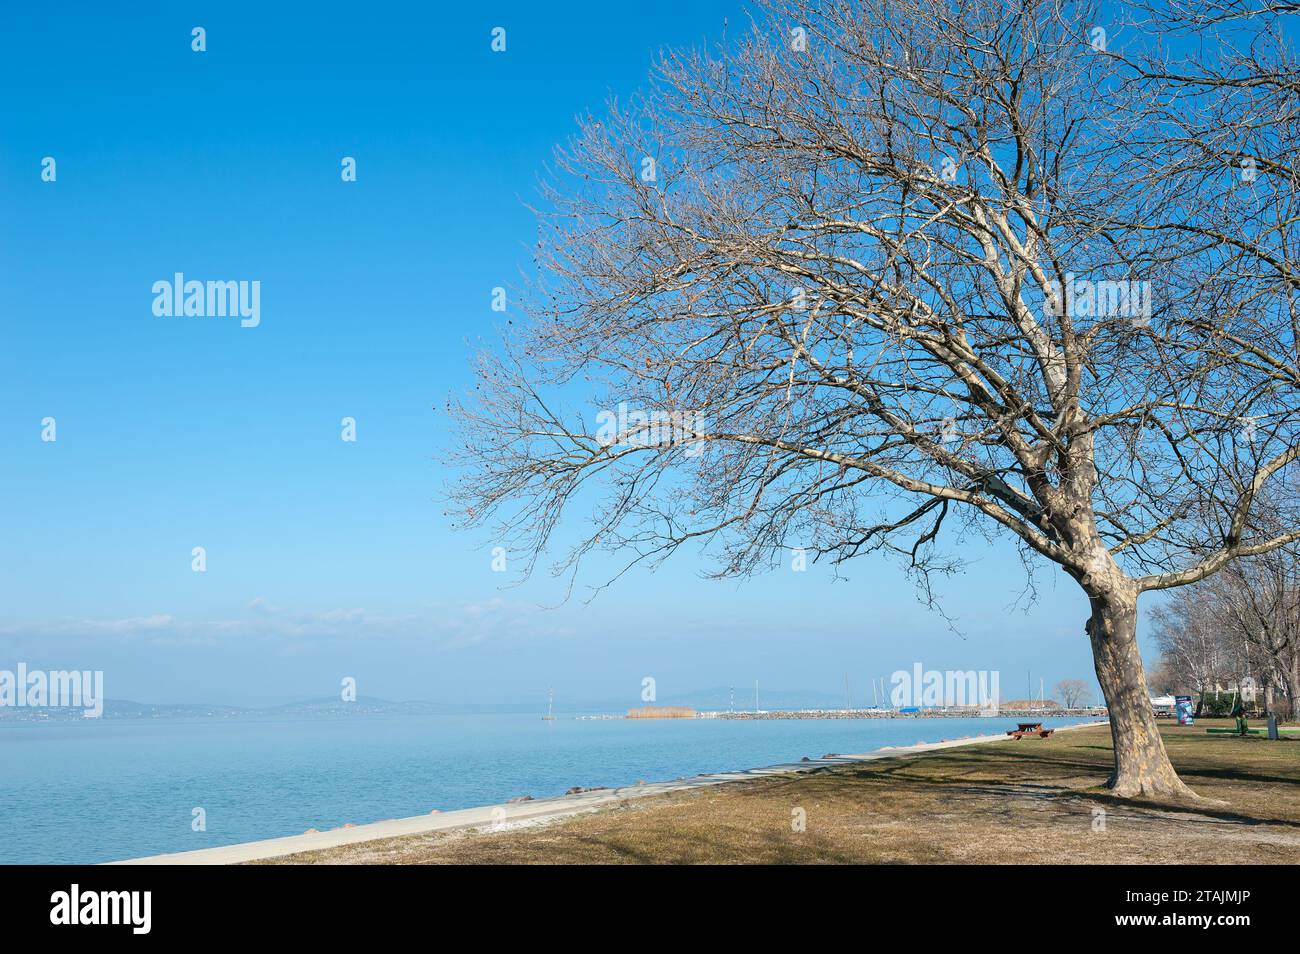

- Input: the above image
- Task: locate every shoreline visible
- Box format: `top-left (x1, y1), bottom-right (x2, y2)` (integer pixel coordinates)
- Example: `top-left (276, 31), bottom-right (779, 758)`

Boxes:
top-left (111, 718), bottom-right (1107, 865)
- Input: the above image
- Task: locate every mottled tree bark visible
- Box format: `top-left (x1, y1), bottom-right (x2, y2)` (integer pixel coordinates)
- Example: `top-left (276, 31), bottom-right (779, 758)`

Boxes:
top-left (1289, 656), bottom-right (1300, 721)
top-left (1086, 586), bottom-right (1194, 799)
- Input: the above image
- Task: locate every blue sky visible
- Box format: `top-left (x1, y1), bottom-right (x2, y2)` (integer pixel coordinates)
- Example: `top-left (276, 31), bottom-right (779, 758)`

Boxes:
top-left (0, 1), bottom-right (1119, 708)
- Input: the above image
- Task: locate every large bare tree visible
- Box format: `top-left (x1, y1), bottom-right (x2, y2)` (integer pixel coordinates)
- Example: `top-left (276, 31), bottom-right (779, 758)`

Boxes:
top-left (452, 0), bottom-right (1300, 798)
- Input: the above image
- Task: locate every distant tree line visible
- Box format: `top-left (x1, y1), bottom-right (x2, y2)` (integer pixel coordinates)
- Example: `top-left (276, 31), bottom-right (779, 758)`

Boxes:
top-left (1149, 538), bottom-right (1300, 719)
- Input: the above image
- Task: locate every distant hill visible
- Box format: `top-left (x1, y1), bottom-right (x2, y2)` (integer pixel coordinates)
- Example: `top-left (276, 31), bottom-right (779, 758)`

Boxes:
top-left (0, 696), bottom-right (454, 722)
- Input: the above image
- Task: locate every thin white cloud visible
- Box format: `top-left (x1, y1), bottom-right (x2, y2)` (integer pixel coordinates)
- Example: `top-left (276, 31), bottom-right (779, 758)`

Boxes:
top-left (0, 599), bottom-right (575, 650)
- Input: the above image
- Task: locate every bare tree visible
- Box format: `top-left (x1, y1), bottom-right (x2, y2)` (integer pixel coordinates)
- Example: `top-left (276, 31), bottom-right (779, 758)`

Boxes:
top-left (1205, 549), bottom-right (1300, 717)
top-left (1143, 657), bottom-right (1178, 696)
top-left (1127, 0), bottom-right (1300, 720)
top-left (452, 0), bottom-right (1300, 798)
top-left (1054, 678), bottom-right (1091, 708)
top-left (1149, 589), bottom-right (1235, 705)
top-left (1149, 546), bottom-right (1300, 717)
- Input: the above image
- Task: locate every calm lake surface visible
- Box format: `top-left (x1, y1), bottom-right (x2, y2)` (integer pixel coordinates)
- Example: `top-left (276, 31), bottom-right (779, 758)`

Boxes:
top-left (0, 713), bottom-right (1090, 864)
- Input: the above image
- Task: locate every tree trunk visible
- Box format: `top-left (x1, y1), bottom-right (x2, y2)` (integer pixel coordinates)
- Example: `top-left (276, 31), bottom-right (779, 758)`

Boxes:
top-left (1085, 586), bottom-right (1195, 799)
top-left (1289, 655), bottom-right (1300, 722)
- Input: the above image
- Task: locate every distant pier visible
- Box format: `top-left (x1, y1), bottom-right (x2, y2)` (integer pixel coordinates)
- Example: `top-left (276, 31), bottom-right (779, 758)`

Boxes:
top-left (701, 707), bottom-right (1106, 720)
top-left (571, 706), bottom-right (1108, 721)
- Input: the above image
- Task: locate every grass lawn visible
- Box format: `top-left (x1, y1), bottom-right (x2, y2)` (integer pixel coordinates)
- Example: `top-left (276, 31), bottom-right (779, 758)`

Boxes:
top-left (262, 719), bottom-right (1300, 864)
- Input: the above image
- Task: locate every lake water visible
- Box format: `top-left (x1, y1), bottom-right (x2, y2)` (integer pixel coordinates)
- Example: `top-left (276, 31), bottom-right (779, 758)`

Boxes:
top-left (0, 713), bottom-right (1090, 864)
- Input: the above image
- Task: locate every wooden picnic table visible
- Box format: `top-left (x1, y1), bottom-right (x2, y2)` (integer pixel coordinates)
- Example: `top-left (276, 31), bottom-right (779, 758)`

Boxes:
top-left (1006, 721), bottom-right (1055, 740)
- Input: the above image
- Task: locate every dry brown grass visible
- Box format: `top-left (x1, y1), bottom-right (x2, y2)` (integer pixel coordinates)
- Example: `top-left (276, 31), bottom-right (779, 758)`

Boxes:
top-left (260, 720), bottom-right (1300, 864)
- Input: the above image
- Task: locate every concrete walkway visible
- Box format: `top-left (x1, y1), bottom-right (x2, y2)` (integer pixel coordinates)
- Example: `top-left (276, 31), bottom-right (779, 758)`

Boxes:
top-left (112, 720), bottom-right (1107, 865)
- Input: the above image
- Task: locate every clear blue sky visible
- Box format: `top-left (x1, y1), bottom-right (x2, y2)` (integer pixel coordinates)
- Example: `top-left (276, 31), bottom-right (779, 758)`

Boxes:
top-left (0, 1), bottom-right (1121, 708)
